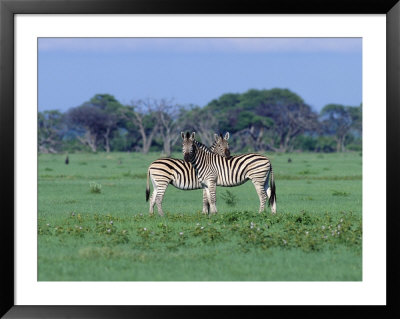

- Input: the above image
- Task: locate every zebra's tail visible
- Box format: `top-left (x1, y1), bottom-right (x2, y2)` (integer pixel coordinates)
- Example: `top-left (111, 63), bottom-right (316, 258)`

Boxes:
top-left (146, 168), bottom-right (150, 202)
top-left (268, 165), bottom-right (277, 214)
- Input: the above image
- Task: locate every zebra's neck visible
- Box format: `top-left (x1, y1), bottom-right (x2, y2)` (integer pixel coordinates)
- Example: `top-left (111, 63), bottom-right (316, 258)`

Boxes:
top-left (209, 140), bottom-right (218, 153)
top-left (193, 140), bottom-right (213, 155)
top-left (190, 141), bottom-right (212, 179)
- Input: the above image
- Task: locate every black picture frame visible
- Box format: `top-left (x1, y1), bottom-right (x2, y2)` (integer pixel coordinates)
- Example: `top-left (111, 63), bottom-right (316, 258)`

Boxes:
top-left (1, 0), bottom-right (399, 318)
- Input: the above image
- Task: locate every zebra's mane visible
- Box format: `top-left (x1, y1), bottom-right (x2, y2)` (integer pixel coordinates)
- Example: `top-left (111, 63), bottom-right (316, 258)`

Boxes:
top-left (193, 140), bottom-right (211, 152)
top-left (193, 140), bottom-right (225, 158)
top-left (209, 139), bottom-right (219, 152)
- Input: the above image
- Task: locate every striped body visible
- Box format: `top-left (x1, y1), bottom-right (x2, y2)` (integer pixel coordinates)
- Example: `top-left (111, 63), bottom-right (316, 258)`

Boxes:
top-left (182, 133), bottom-right (276, 214)
top-left (149, 158), bottom-right (202, 190)
top-left (215, 153), bottom-right (272, 188)
top-left (146, 133), bottom-right (230, 216)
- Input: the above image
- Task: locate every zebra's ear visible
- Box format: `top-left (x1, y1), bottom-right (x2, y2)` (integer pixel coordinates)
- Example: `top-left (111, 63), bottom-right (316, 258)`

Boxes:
top-left (181, 132), bottom-right (185, 140)
top-left (214, 133), bottom-right (219, 141)
top-left (190, 132), bottom-right (195, 140)
top-left (224, 132), bottom-right (230, 140)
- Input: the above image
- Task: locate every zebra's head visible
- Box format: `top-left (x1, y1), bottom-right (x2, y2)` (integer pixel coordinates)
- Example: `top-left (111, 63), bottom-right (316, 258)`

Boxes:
top-left (181, 131), bottom-right (196, 162)
top-left (213, 132), bottom-right (231, 159)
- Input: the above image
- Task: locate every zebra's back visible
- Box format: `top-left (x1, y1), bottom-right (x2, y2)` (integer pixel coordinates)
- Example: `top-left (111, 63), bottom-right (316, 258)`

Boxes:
top-left (214, 153), bottom-right (272, 186)
top-left (149, 158), bottom-right (202, 190)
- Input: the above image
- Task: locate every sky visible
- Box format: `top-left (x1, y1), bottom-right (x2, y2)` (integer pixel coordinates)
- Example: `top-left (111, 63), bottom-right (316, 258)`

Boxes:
top-left (38, 38), bottom-right (362, 113)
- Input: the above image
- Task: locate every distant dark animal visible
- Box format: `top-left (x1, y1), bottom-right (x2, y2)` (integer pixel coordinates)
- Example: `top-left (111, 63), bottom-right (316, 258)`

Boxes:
top-left (65, 155), bottom-right (69, 165)
top-left (288, 158), bottom-right (292, 163)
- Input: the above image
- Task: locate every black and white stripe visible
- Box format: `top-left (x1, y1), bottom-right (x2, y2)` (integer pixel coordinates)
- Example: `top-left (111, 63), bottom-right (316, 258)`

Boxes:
top-left (146, 133), bottom-right (230, 216)
top-left (182, 132), bottom-right (276, 214)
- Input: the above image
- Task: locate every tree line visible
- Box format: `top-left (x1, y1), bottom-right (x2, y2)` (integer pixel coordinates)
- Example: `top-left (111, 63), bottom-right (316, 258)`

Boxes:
top-left (38, 88), bottom-right (362, 155)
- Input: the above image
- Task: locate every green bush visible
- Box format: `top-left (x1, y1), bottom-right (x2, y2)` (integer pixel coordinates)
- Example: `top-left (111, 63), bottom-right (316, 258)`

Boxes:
top-left (89, 181), bottom-right (102, 194)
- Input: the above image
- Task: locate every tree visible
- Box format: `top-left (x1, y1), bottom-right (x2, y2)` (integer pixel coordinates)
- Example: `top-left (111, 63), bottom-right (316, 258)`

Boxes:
top-left (67, 105), bottom-right (107, 152)
top-left (206, 93), bottom-right (241, 130)
top-left (348, 103), bottom-right (362, 136)
top-left (84, 94), bottom-right (123, 152)
top-left (66, 94), bottom-right (123, 152)
top-left (228, 112), bottom-right (274, 152)
top-left (155, 99), bottom-right (181, 156)
top-left (178, 105), bottom-right (219, 147)
top-left (121, 99), bottom-right (160, 154)
top-left (38, 110), bottom-right (65, 153)
top-left (320, 104), bottom-right (353, 152)
top-left (252, 89), bottom-right (319, 152)
top-left (203, 88), bottom-right (319, 152)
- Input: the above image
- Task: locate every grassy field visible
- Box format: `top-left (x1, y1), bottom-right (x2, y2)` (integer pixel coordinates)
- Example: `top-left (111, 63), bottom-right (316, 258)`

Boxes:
top-left (38, 151), bottom-right (362, 281)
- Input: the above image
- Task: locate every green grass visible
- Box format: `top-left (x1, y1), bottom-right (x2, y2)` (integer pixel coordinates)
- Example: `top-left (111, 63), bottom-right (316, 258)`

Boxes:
top-left (38, 152), bottom-right (362, 281)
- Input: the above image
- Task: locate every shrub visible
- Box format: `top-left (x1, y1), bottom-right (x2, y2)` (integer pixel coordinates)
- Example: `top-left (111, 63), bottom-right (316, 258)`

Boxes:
top-left (89, 181), bottom-right (102, 194)
top-left (220, 190), bottom-right (238, 207)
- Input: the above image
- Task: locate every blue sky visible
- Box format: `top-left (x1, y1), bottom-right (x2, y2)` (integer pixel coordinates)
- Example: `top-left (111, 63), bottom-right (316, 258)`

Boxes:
top-left (38, 38), bottom-right (362, 112)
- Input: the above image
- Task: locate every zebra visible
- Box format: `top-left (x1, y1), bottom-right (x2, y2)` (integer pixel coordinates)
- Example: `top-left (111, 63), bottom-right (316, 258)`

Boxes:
top-left (181, 131), bottom-right (276, 215)
top-left (146, 132), bottom-right (231, 216)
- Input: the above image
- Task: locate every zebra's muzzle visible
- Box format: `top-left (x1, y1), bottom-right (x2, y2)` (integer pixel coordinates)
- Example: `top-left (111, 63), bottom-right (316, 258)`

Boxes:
top-left (184, 153), bottom-right (190, 162)
top-left (225, 149), bottom-right (231, 158)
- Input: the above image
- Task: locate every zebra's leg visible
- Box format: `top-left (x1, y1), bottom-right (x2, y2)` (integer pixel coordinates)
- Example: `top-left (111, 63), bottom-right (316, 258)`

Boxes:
top-left (202, 189), bottom-right (210, 214)
top-left (149, 191), bottom-right (156, 215)
top-left (264, 183), bottom-right (274, 213)
top-left (149, 180), bottom-right (157, 215)
top-left (265, 171), bottom-right (271, 199)
top-left (151, 179), bottom-right (167, 217)
top-left (206, 182), bottom-right (218, 214)
top-left (252, 181), bottom-right (268, 213)
top-left (155, 188), bottom-right (166, 217)
top-left (265, 168), bottom-right (276, 214)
